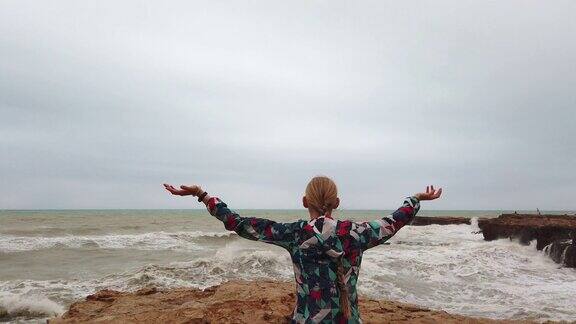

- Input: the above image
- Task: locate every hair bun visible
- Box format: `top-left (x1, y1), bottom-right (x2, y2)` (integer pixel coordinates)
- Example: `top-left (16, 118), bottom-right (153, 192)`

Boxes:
top-left (317, 203), bottom-right (330, 215)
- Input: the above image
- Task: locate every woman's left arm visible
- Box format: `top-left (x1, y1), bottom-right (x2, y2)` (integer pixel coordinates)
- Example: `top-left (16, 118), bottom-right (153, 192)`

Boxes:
top-left (344, 185), bottom-right (442, 251)
top-left (164, 184), bottom-right (301, 249)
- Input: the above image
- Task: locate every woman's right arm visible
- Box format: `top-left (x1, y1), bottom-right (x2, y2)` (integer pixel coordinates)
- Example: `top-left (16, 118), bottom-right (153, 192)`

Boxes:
top-left (344, 186), bottom-right (442, 251)
top-left (203, 195), bottom-right (302, 248)
top-left (164, 184), bottom-right (302, 249)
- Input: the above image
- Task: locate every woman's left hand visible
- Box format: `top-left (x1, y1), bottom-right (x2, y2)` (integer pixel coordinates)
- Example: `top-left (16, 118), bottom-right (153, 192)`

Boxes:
top-left (163, 183), bottom-right (203, 197)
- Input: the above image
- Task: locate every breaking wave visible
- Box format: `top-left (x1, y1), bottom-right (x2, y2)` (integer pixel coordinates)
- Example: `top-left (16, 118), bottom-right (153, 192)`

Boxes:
top-left (0, 245), bottom-right (291, 322)
top-left (107, 244), bottom-right (293, 290)
top-left (0, 293), bottom-right (64, 322)
top-left (0, 231), bottom-right (236, 253)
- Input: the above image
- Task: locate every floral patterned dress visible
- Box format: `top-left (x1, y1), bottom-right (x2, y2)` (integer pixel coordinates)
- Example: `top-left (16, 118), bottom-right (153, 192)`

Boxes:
top-left (205, 196), bottom-right (420, 324)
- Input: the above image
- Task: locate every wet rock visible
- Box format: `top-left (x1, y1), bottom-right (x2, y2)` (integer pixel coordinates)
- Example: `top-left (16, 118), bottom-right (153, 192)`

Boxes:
top-left (478, 214), bottom-right (576, 267)
top-left (544, 239), bottom-right (576, 268)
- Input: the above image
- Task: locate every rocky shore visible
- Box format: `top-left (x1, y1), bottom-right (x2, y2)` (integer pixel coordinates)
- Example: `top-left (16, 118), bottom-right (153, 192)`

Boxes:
top-left (47, 215), bottom-right (576, 323)
top-left (49, 280), bottom-right (529, 324)
top-left (478, 214), bottom-right (576, 267)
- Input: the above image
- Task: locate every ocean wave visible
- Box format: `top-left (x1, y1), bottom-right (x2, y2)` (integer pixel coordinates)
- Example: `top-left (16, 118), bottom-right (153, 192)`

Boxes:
top-left (104, 244), bottom-right (293, 291)
top-left (0, 244), bottom-right (292, 322)
top-left (0, 231), bottom-right (236, 252)
top-left (0, 243), bottom-right (292, 296)
top-left (359, 222), bottom-right (576, 321)
top-left (0, 292), bottom-right (64, 321)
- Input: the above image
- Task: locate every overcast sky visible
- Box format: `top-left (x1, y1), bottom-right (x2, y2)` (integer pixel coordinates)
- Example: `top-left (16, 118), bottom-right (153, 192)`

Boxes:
top-left (1, 1), bottom-right (575, 210)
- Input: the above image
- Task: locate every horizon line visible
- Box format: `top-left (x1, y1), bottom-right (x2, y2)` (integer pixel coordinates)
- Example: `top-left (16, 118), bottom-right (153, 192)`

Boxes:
top-left (1, 208), bottom-right (574, 212)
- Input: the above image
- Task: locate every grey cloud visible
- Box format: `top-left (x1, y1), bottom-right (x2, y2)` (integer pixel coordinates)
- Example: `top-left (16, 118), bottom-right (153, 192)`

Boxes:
top-left (1, 0), bottom-right (575, 210)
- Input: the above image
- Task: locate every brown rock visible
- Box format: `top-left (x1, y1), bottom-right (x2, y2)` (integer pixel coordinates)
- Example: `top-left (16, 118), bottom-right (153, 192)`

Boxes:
top-left (49, 280), bottom-right (532, 324)
top-left (478, 214), bottom-right (576, 267)
top-left (478, 214), bottom-right (576, 248)
top-left (85, 289), bottom-right (122, 302)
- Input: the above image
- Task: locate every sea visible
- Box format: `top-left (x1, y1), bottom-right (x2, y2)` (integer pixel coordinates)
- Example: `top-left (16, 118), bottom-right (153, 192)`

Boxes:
top-left (1, 209), bottom-right (575, 323)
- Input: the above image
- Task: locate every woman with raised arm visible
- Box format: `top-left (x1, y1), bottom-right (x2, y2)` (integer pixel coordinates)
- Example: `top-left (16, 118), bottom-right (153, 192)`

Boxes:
top-left (164, 176), bottom-right (442, 324)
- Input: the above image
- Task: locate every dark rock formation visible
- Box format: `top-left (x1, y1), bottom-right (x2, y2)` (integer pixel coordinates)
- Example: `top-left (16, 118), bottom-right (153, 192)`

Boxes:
top-left (478, 214), bottom-right (576, 267)
top-left (544, 239), bottom-right (576, 268)
top-left (411, 216), bottom-right (471, 226)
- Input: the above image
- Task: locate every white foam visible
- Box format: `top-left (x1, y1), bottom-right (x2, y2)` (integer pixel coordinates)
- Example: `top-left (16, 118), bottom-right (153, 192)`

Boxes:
top-left (0, 292), bottom-right (64, 319)
top-left (0, 231), bottom-right (234, 252)
top-left (359, 223), bottom-right (576, 321)
top-left (104, 242), bottom-right (293, 291)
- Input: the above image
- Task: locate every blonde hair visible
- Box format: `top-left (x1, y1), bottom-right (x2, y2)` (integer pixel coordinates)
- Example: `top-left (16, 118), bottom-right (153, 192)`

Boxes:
top-left (305, 176), bottom-right (338, 216)
top-left (304, 176), bottom-right (351, 319)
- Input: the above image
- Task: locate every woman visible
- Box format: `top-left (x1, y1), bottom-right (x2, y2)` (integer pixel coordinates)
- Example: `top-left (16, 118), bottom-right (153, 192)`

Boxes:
top-left (164, 176), bottom-right (442, 323)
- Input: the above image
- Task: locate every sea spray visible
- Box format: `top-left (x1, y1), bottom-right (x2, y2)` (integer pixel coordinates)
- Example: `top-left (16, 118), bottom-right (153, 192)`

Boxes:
top-left (0, 293), bottom-right (64, 321)
top-left (542, 239), bottom-right (574, 266)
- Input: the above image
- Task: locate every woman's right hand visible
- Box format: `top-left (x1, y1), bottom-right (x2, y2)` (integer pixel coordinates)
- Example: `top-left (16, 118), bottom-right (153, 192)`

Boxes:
top-left (415, 185), bottom-right (442, 201)
top-left (163, 183), bottom-right (204, 197)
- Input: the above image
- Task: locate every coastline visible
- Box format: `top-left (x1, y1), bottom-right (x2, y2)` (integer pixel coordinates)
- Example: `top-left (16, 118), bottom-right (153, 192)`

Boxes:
top-left (49, 280), bottom-right (534, 323)
top-left (3, 213), bottom-right (575, 322)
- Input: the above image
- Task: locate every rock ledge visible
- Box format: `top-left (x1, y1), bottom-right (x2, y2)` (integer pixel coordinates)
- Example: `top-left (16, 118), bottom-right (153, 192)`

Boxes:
top-left (49, 280), bottom-right (530, 323)
top-left (478, 214), bottom-right (576, 267)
